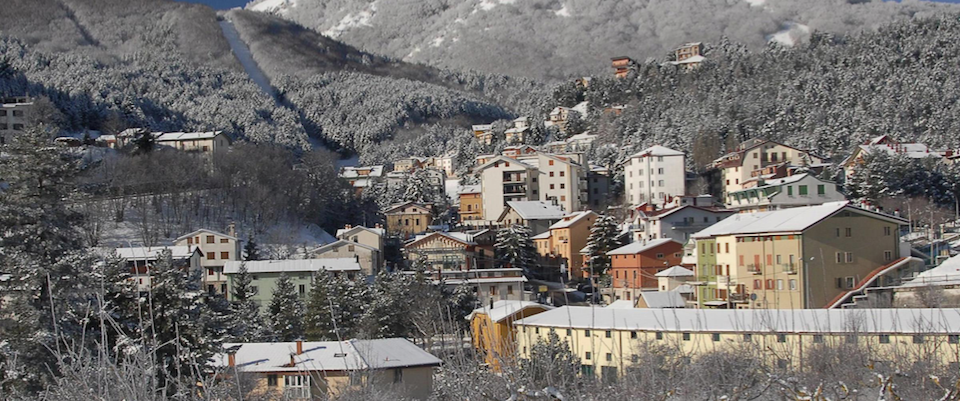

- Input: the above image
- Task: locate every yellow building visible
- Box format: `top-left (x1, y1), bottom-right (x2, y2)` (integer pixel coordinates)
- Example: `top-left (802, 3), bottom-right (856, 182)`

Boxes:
top-left (713, 138), bottom-right (824, 197)
top-left (384, 201), bottom-right (433, 239)
top-left (692, 201), bottom-right (908, 309)
top-left (514, 306), bottom-right (960, 381)
top-left (458, 185), bottom-right (484, 225)
top-left (216, 339), bottom-right (441, 400)
top-left (468, 300), bottom-right (554, 371)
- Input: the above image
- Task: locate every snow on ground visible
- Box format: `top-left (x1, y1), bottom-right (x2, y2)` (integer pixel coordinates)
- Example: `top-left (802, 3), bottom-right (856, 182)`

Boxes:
top-left (219, 20), bottom-right (276, 101)
top-left (431, 36), bottom-right (445, 47)
top-left (322, 2), bottom-right (377, 38)
top-left (767, 21), bottom-right (810, 47)
top-left (248, 0), bottom-right (294, 13)
top-left (745, 0), bottom-right (765, 6)
top-left (403, 46), bottom-right (422, 61)
top-left (555, 4), bottom-right (570, 17)
top-left (445, 178), bottom-right (462, 204)
top-left (477, 0), bottom-right (516, 12)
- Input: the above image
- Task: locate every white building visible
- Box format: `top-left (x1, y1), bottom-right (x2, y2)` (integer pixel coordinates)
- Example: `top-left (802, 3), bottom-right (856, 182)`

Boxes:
top-left (724, 173), bottom-right (845, 212)
top-left (624, 145), bottom-right (686, 206)
top-left (631, 204), bottom-right (734, 243)
top-left (174, 228), bottom-right (242, 295)
top-left (0, 97), bottom-right (33, 146)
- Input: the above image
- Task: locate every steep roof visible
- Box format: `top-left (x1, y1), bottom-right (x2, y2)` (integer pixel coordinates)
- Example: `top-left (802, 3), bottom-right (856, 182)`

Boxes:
top-left (338, 165), bottom-right (384, 178)
top-left (311, 239), bottom-right (377, 254)
top-left (655, 265), bottom-right (695, 277)
top-left (503, 201), bottom-right (567, 221)
top-left (900, 255), bottom-right (960, 288)
top-left (638, 291), bottom-right (686, 308)
top-left (406, 231), bottom-right (476, 248)
top-left (515, 306), bottom-right (960, 334)
top-left (531, 231), bottom-right (552, 240)
top-left (607, 239), bottom-right (679, 255)
top-left (692, 202), bottom-right (906, 239)
top-left (468, 300), bottom-right (554, 323)
top-left (630, 145), bottom-right (684, 158)
top-left (549, 211), bottom-right (597, 229)
top-left (335, 226), bottom-right (385, 239)
top-left (175, 228), bottom-right (238, 242)
top-left (474, 155), bottom-right (536, 172)
top-left (223, 258), bottom-right (361, 274)
top-left (213, 338), bottom-right (441, 373)
top-left (458, 185), bottom-right (482, 195)
top-left (383, 201), bottom-right (432, 214)
top-left (606, 300), bottom-right (635, 309)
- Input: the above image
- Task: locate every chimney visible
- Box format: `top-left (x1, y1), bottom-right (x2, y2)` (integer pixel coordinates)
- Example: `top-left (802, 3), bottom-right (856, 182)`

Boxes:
top-left (289, 354), bottom-right (296, 367)
top-left (228, 222), bottom-right (236, 238)
top-left (345, 224), bottom-right (352, 229)
top-left (489, 297), bottom-right (494, 309)
top-left (296, 340), bottom-right (303, 355)
top-left (228, 353), bottom-right (236, 367)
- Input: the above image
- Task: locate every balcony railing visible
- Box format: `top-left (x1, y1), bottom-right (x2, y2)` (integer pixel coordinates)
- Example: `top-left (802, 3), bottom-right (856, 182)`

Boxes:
top-left (746, 264), bottom-right (762, 275)
top-left (728, 293), bottom-right (750, 303)
top-left (780, 263), bottom-right (797, 275)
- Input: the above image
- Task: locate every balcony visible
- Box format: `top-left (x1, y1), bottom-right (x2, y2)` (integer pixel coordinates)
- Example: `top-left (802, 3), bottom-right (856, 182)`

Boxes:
top-left (728, 293), bottom-right (750, 303)
top-left (670, 221), bottom-right (712, 231)
top-left (503, 185), bottom-right (527, 195)
top-left (502, 173), bottom-right (525, 183)
top-left (746, 264), bottom-right (762, 275)
top-left (780, 263), bottom-right (798, 275)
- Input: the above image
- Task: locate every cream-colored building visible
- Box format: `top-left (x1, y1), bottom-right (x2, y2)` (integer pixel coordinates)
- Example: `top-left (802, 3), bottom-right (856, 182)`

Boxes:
top-left (154, 131), bottom-right (231, 154)
top-left (472, 124), bottom-right (494, 145)
top-left (215, 339), bottom-right (441, 400)
top-left (624, 145), bottom-right (686, 206)
top-left (693, 202), bottom-right (908, 309)
top-left (476, 156), bottom-right (539, 222)
top-left (0, 97), bottom-right (33, 146)
top-left (114, 246), bottom-right (203, 292)
top-left (504, 117), bottom-right (530, 143)
top-left (713, 139), bottom-right (823, 197)
top-left (309, 239), bottom-right (381, 277)
top-left (514, 306), bottom-right (960, 380)
top-left (725, 173), bottom-right (845, 212)
top-left (175, 228), bottom-right (241, 295)
top-left (335, 225), bottom-right (385, 253)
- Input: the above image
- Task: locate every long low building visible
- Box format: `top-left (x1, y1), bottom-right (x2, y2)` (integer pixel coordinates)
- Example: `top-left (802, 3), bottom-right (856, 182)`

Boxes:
top-left (223, 258), bottom-right (361, 307)
top-left (514, 306), bottom-right (960, 380)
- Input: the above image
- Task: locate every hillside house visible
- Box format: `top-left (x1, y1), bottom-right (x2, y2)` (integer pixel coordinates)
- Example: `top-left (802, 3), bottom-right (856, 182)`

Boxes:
top-left (335, 225), bottom-right (385, 253)
top-left (384, 202), bottom-right (434, 238)
top-left (497, 200), bottom-right (567, 235)
top-left (533, 211), bottom-right (598, 279)
top-left (393, 156), bottom-right (427, 172)
top-left (631, 204), bottom-right (734, 243)
top-left (154, 131), bottom-right (231, 154)
top-left (458, 185), bottom-right (484, 225)
top-left (607, 239), bottom-right (684, 302)
top-left (223, 258), bottom-right (360, 308)
top-left (338, 165), bottom-right (385, 194)
top-left (115, 246), bottom-right (202, 292)
top-left (545, 101), bottom-right (588, 134)
top-left (0, 97), bottom-right (33, 146)
top-left (504, 117), bottom-right (530, 143)
top-left (692, 202), bottom-right (908, 309)
top-left (669, 42), bottom-right (705, 69)
top-left (468, 301), bottom-right (554, 371)
top-left (611, 56), bottom-right (637, 78)
top-left (215, 339), bottom-right (441, 400)
top-left (713, 138), bottom-right (824, 196)
top-left (624, 145), bottom-right (687, 206)
top-left (174, 227), bottom-right (241, 295)
top-left (309, 240), bottom-right (381, 277)
top-left (841, 135), bottom-right (946, 179)
top-left (472, 124), bottom-right (494, 145)
top-left (725, 173), bottom-right (845, 212)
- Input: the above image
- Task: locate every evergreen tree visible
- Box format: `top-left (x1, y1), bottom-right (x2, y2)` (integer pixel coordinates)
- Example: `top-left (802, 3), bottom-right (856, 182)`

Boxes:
top-left (585, 214), bottom-right (621, 277)
top-left (267, 273), bottom-right (304, 341)
top-left (520, 330), bottom-right (581, 388)
top-left (361, 271), bottom-right (412, 338)
top-left (303, 272), bottom-right (335, 340)
top-left (304, 273), bottom-right (367, 340)
top-left (229, 263), bottom-right (267, 342)
top-left (244, 235), bottom-right (262, 261)
top-left (495, 225), bottom-right (538, 276)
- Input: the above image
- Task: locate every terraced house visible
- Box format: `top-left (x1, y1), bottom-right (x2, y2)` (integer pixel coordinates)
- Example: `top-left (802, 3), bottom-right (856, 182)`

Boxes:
top-left (692, 202), bottom-right (907, 309)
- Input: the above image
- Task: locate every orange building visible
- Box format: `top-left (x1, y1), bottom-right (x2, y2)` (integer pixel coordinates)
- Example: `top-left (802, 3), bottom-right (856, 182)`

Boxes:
top-left (608, 239), bottom-right (684, 302)
top-left (611, 56), bottom-right (637, 78)
top-left (533, 211), bottom-right (598, 280)
top-left (468, 300), bottom-right (554, 371)
top-left (384, 201), bottom-right (433, 238)
top-left (458, 185), bottom-right (483, 224)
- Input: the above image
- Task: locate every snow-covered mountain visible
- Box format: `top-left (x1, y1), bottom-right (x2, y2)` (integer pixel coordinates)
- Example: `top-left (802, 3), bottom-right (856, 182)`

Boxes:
top-left (245, 0), bottom-right (958, 80)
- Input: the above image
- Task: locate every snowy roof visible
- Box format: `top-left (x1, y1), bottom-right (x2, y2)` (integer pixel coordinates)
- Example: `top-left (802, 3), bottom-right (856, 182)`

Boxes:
top-left (549, 211), bottom-right (596, 229)
top-left (154, 131), bottom-right (224, 142)
top-left (338, 165), bottom-right (384, 178)
top-left (114, 246), bottom-right (197, 261)
top-left (472, 124), bottom-right (493, 131)
top-left (655, 265), bottom-right (695, 277)
top-left (222, 258), bottom-right (361, 274)
top-left (475, 156), bottom-right (536, 172)
top-left (900, 255), bottom-right (960, 288)
top-left (513, 116), bottom-right (529, 123)
top-left (458, 185), bottom-right (481, 195)
top-left (607, 239), bottom-right (679, 255)
top-left (857, 143), bottom-right (940, 159)
top-left (571, 101), bottom-right (589, 115)
top-left (606, 300), bottom-right (635, 309)
top-left (532, 231), bottom-right (552, 240)
top-left (468, 300), bottom-right (554, 323)
top-left (692, 202), bottom-right (905, 239)
top-left (638, 291), bottom-right (686, 308)
top-left (672, 55), bottom-right (705, 64)
top-left (566, 132), bottom-right (597, 142)
top-left (407, 231), bottom-right (476, 248)
top-left (335, 226), bottom-right (384, 239)
top-left (505, 127), bottom-right (529, 134)
top-left (175, 228), bottom-right (238, 242)
top-left (214, 338), bottom-right (441, 373)
top-left (311, 239), bottom-right (378, 254)
top-left (630, 145), bottom-right (684, 158)
top-left (727, 173), bottom-right (831, 195)
top-left (515, 306), bottom-right (960, 334)
top-left (504, 201), bottom-right (567, 221)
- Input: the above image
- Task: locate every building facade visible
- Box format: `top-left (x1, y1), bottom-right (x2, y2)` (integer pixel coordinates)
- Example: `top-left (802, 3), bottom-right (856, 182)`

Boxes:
top-left (384, 202), bottom-right (433, 238)
top-left (725, 173), bottom-right (845, 212)
top-left (713, 139), bottom-right (824, 197)
top-left (175, 228), bottom-right (241, 295)
top-left (223, 259), bottom-right (361, 307)
top-left (608, 239), bottom-right (684, 302)
top-left (624, 146), bottom-right (686, 206)
top-left (0, 97), bottom-right (33, 145)
top-left (533, 211), bottom-right (598, 279)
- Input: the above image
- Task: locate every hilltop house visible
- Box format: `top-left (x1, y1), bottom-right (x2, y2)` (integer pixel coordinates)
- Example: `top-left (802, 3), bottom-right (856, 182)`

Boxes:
top-left (504, 117), bottom-right (530, 144)
top-left (713, 138), bottom-right (825, 196)
top-left (841, 135), bottom-right (946, 179)
top-left (215, 339), bottom-right (441, 400)
top-left (611, 57), bottom-right (637, 78)
top-left (154, 131), bottom-right (231, 154)
top-left (545, 101), bottom-right (588, 134)
top-left (0, 96), bottom-right (33, 146)
top-left (668, 42), bottom-right (705, 69)
top-left (338, 165), bottom-right (385, 194)
top-left (472, 124), bottom-right (494, 145)
top-left (174, 227), bottom-right (241, 295)
top-left (692, 202), bottom-right (908, 309)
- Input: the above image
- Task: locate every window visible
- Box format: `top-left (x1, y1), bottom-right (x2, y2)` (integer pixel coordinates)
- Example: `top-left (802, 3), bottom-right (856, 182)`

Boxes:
top-left (560, 183), bottom-right (565, 189)
top-left (879, 334), bottom-right (890, 344)
top-left (913, 335), bottom-right (924, 344)
top-left (658, 168), bottom-right (664, 174)
top-left (712, 333), bottom-right (720, 342)
top-left (656, 253), bottom-right (664, 259)
top-left (581, 365), bottom-right (594, 376)
top-left (789, 279), bottom-right (797, 291)
top-left (283, 375), bottom-right (310, 399)
top-left (220, 238), bottom-right (229, 243)
top-left (299, 285), bottom-right (306, 295)
top-left (207, 252), bottom-right (215, 260)
top-left (949, 335), bottom-right (959, 344)
top-left (812, 334), bottom-right (824, 344)
top-left (584, 329), bottom-right (591, 336)
top-left (605, 330), bottom-right (612, 338)
top-left (631, 354), bottom-right (639, 363)
top-left (605, 353), bottom-right (612, 361)
top-left (777, 334), bottom-right (787, 343)
top-left (206, 235), bottom-right (215, 244)
top-left (743, 333), bottom-right (752, 342)
top-left (766, 279), bottom-right (774, 290)
top-left (207, 268), bottom-right (214, 276)
top-left (560, 171), bottom-right (565, 177)
top-left (221, 252), bottom-right (229, 260)
top-left (798, 185), bottom-right (808, 195)
top-left (884, 226), bottom-right (892, 236)
top-left (753, 279), bottom-right (761, 290)
top-left (585, 352), bottom-right (592, 360)
top-left (817, 185), bottom-right (825, 195)
top-left (631, 331), bottom-right (638, 339)
top-left (845, 277), bottom-right (856, 289)
top-left (836, 252), bottom-right (844, 264)
top-left (566, 329), bottom-right (572, 336)
top-left (884, 251), bottom-right (893, 261)
top-left (549, 171), bottom-right (555, 177)
top-left (845, 228), bottom-right (852, 237)
top-left (739, 255), bottom-right (745, 266)
top-left (658, 180), bottom-right (664, 187)
top-left (777, 279), bottom-right (784, 290)
top-left (507, 285), bottom-right (514, 295)
top-left (655, 331), bottom-right (663, 340)
top-left (657, 156), bottom-right (664, 162)
top-left (682, 332), bottom-right (691, 341)
top-left (846, 252), bottom-right (854, 263)
top-left (725, 243), bottom-right (729, 253)
top-left (250, 286), bottom-right (259, 295)
top-left (0, 110), bottom-right (5, 116)
top-left (549, 160), bottom-right (554, 166)
top-left (12, 110), bottom-right (23, 117)
top-left (787, 186), bottom-right (793, 196)
top-left (267, 374), bottom-right (278, 386)
top-left (550, 184), bottom-right (555, 190)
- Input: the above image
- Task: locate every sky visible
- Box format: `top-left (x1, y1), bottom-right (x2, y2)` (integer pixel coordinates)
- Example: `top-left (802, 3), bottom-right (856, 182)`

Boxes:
top-left (180, 0), bottom-right (960, 10)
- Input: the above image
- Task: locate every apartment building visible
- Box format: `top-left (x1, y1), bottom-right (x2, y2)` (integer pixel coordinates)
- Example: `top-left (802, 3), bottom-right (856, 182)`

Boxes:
top-left (335, 225), bottom-right (385, 253)
top-left (713, 138), bottom-right (824, 196)
top-left (607, 239), bottom-right (684, 302)
top-left (476, 156), bottom-right (539, 222)
top-left (546, 101), bottom-right (588, 134)
top-left (514, 307), bottom-right (960, 381)
top-left (668, 42), bottom-right (705, 69)
top-left (692, 202), bottom-right (907, 309)
top-left (624, 145), bottom-right (686, 206)
top-left (504, 117), bottom-right (529, 143)
top-left (175, 228), bottom-right (242, 295)
top-left (472, 124), bottom-right (494, 145)
top-left (468, 300), bottom-right (554, 371)
top-left (0, 97), bottom-right (32, 145)
top-left (338, 165), bottom-right (385, 194)
top-left (458, 185), bottom-right (484, 225)
top-left (725, 173), bottom-right (845, 212)
top-left (223, 259), bottom-right (361, 309)
top-left (586, 165), bottom-right (611, 210)
top-left (630, 203), bottom-right (734, 243)
top-left (384, 202), bottom-right (433, 238)
top-left (309, 240), bottom-right (381, 277)
top-left (533, 211), bottom-right (598, 279)
top-left (497, 201), bottom-right (567, 235)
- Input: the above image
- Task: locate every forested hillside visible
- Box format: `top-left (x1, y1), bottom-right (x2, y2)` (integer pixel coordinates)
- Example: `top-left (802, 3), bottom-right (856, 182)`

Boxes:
top-left (246, 0), bottom-right (957, 80)
top-left (558, 15), bottom-right (960, 173)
